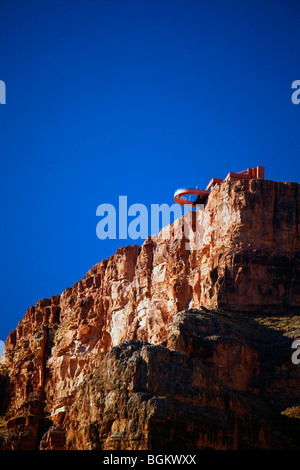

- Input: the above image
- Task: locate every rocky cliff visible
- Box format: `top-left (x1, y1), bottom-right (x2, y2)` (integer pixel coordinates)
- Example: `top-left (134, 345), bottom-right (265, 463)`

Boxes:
top-left (0, 178), bottom-right (299, 450)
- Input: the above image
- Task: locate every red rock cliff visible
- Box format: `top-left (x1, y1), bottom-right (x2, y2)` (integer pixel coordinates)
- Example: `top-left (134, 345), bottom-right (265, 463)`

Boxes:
top-left (0, 178), bottom-right (299, 450)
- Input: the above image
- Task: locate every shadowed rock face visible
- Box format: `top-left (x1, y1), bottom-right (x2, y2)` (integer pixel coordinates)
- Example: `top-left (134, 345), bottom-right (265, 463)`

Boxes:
top-left (0, 179), bottom-right (299, 450)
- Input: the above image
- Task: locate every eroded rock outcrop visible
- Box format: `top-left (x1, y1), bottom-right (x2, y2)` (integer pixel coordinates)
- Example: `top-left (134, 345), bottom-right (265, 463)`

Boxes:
top-left (0, 178), bottom-right (299, 449)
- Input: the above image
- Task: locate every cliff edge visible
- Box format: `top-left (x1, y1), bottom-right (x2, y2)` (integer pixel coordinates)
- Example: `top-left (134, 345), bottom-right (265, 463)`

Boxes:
top-left (0, 179), bottom-right (299, 450)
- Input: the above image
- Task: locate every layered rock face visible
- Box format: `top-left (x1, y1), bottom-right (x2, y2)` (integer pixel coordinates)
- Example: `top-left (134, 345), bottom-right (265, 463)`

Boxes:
top-left (0, 179), bottom-right (299, 450)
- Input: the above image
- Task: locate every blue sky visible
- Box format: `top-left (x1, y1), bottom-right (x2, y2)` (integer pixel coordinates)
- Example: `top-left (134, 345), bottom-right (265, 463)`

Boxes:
top-left (0, 0), bottom-right (300, 340)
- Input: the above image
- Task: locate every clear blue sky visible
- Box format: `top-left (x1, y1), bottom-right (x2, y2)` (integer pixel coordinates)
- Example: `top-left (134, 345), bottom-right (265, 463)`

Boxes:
top-left (0, 0), bottom-right (300, 340)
